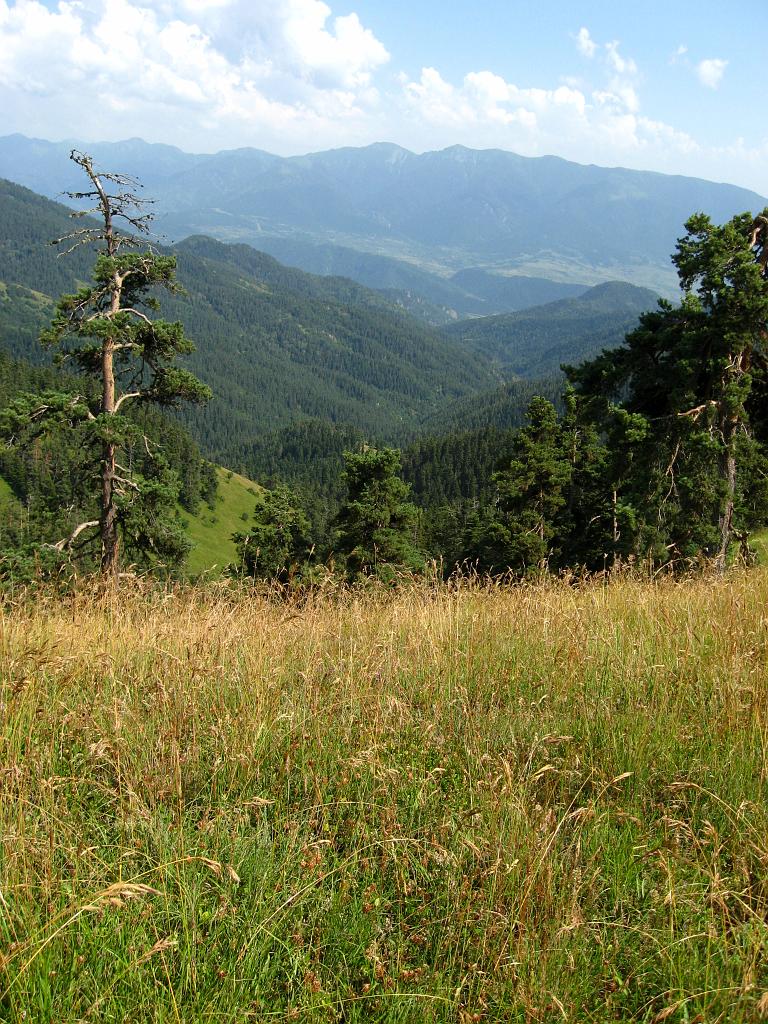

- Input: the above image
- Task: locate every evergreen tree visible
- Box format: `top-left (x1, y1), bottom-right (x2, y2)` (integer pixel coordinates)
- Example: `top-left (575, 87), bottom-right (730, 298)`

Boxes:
top-left (233, 485), bottom-right (313, 582)
top-left (569, 209), bottom-right (768, 568)
top-left (673, 210), bottom-right (768, 567)
top-left (558, 387), bottom-right (614, 569)
top-left (0, 151), bottom-right (211, 576)
top-left (335, 446), bottom-right (424, 580)
top-left (471, 397), bottom-right (572, 574)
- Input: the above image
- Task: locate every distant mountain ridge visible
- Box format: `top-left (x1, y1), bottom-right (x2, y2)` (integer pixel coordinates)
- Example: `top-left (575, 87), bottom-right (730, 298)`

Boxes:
top-left (1, 134), bottom-right (764, 301)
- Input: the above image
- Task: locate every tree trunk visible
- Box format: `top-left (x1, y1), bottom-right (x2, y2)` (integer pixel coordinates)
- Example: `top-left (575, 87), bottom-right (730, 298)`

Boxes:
top-left (100, 335), bottom-right (119, 577)
top-left (715, 418), bottom-right (737, 573)
top-left (612, 489), bottom-right (620, 571)
top-left (101, 440), bottom-right (119, 577)
top-left (715, 347), bottom-right (749, 574)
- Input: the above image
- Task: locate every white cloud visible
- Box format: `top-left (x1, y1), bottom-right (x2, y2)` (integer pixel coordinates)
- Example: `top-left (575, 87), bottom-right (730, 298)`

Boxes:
top-left (399, 63), bottom-right (708, 177)
top-left (400, 27), bottom-right (645, 156)
top-left (0, 1), bottom-right (762, 194)
top-left (575, 27), bottom-right (597, 59)
top-left (697, 57), bottom-right (727, 89)
top-left (178, 0), bottom-right (233, 11)
top-left (605, 40), bottom-right (637, 76)
top-left (0, 0), bottom-right (390, 149)
top-left (275, 0), bottom-right (388, 89)
top-left (404, 68), bottom-right (592, 137)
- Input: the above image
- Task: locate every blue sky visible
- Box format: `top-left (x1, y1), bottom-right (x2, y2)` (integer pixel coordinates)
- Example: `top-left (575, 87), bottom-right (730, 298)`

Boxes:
top-left (350, 0), bottom-right (757, 147)
top-left (1, 0), bottom-right (765, 194)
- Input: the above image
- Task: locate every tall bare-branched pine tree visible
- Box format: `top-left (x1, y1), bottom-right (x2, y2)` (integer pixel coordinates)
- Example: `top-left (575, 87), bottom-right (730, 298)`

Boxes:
top-left (2, 151), bottom-right (210, 577)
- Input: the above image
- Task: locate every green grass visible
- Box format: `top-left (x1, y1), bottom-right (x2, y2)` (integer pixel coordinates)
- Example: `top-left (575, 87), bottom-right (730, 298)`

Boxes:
top-left (0, 574), bottom-right (767, 1022)
top-left (749, 527), bottom-right (768, 564)
top-left (0, 475), bottom-right (12, 503)
top-left (181, 466), bottom-right (261, 576)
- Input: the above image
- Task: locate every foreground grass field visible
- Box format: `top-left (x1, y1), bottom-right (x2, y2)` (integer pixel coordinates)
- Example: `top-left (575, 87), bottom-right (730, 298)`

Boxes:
top-left (0, 574), bottom-right (766, 1022)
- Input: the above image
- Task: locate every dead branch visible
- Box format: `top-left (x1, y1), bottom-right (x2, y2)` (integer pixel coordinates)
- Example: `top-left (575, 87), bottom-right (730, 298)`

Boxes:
top-left (677, 401), bottom-right (717, 420)
top-left (113, 475), bottom-right (140, 493)
top-left (119, 307), bottom-right (154, 326)
top-left (113, 391), bottom-right (143, 413)
top-left (48, 520), bottom-right (99, 552)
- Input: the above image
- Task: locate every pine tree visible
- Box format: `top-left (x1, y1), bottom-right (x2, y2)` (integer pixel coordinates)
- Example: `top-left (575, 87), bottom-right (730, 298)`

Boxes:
top-left (568, 209), bottom-right (768, 569)
top-left (1, 151), bottom-right (211, 577)
top-left (233, 485), bottom-right (313, 582)
top-left (475, 397), bottom-right (572, 574)
top-left (335, 446), bottom-right (424, 580)
top-left (673, 210), bottom-right (768, 567)
top-left (558, 387), bottom-right (613, 569)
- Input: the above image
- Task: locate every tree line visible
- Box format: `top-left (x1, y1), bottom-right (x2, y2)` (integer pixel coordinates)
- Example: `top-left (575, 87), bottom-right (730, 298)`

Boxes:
top-left (235, 210), bottom-right (768, 582)
top-left (1, 151), bottom-right (767, 584)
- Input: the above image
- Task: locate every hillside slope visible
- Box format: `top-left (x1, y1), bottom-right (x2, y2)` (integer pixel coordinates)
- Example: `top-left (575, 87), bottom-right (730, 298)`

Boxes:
top-left (441, 281), bottom-right (659, 378)
top-left (181, 467), bottom-right (261, 575)
top-left (0, 179), bottom-right (500, 461)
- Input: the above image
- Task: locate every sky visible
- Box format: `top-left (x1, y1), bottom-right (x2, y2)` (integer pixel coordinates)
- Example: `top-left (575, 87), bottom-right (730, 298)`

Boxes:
top-left (0, 0), bottom-right (766, 195)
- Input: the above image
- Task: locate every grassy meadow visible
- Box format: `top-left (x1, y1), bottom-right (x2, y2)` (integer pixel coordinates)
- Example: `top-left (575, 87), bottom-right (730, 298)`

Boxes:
top-left (0, 573), bottom-right (767, 1021)
top-left (181, 468), bottom-right (262, 577)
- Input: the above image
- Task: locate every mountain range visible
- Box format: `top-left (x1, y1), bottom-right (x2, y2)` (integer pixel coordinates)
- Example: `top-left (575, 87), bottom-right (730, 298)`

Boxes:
top-left (0, 176), bottom-right (659, 482)
top-left (1, 134), bottom-right (765, 307)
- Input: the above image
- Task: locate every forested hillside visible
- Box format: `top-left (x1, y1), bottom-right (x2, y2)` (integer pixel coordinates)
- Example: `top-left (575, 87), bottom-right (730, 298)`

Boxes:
top-left (0, 179), bottom-right (501, 462)
top-left (1, 177), bottom-right (659, 491)
top-left (441, 281), bottom-right (659, 377)
top-left (0, 173), bottom-right (672, 567)
top-left (8, 166), bottom-right (765, 584)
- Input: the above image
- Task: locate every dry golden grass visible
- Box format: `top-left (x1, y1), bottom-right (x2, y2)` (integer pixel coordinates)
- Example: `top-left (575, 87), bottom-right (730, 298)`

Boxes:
top-left (0, 572), bottom-right (767, 1021)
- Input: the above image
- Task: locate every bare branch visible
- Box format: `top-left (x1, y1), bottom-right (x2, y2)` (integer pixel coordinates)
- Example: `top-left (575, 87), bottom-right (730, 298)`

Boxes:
top-left (113, 391), bottom-right (142, 412)
top-left (48, 520), bottom-right (100, 552)
top-left (119, 307), bottom-right (154, 326)
top-left (113, 475), bottom-right (140, 492)
top-left (54, 233), bottom-right (101, 257)
top-left (660, 439), bottom-right (682, 510)
top-left (677, 401), bottom-right (717, 420)
top-left (143, 434), bottom-right (159, 459)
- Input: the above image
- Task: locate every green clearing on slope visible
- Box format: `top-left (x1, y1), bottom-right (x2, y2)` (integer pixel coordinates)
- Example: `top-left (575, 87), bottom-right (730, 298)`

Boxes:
top-left (749, 527), bottom-right (768, 563)
top-left (181, 466), bottom-right (261, 575)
